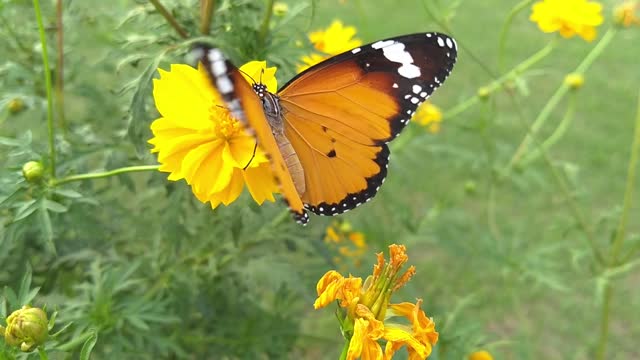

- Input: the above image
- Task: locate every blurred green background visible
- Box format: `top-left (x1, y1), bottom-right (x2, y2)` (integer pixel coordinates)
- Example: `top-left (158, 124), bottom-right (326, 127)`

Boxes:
top-left (1, 0), bottom-right (639, 359)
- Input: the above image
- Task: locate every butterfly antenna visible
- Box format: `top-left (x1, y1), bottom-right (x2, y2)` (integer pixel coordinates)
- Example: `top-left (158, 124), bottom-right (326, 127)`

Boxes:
top-left (243, 141), bottom-right (258, 170)
top-left (238, 68), bottom-right (258, 85)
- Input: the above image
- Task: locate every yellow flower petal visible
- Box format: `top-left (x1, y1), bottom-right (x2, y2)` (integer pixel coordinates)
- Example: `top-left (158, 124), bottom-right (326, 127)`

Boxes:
top-left (243, 163), bottom-right (277, 204)
top-left (530, 0), bottom-right (603, 41)
top-left (239, 61), bottom-right (278, 93)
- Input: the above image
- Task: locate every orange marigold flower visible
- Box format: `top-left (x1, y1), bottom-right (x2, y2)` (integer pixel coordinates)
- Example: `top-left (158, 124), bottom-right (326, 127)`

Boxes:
top-left (314, 244), bottom-right (438, 359)
top-left (530, 0), bottom-right (604, 41)
top-left (148, 62), bottom-right (279, 208)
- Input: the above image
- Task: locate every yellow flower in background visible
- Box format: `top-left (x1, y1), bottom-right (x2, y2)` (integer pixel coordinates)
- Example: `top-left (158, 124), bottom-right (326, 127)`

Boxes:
top-left (614, 1), bottom-right (640, 27)
top-left (469, 350), bottom-right (494, 360)
top-left (314, 244), bottom-right (438, 360)
top-left (530, 0), bottom-right (603, 41)
top-left (149, 63), bottom-right (279, 209)
top-left (564, 72), bottom-right (585, 89)
top-left (414, 102), bottom-right (443, 134)
top-left (297, 20), bottom-right (362, 73)
top-left (324, 220), bottom-right (368, 268)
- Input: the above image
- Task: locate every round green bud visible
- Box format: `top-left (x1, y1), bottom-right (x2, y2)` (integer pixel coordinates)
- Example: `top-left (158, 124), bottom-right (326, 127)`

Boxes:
top-left (8, 98), bottom-right (25, 114)
top-left (22, 161), bottom-right (45, 183)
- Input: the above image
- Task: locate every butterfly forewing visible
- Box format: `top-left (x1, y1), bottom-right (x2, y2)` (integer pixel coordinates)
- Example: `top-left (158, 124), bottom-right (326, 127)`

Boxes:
top-left (195, 46), bottom-right (309, 224)
top-left (278, 32), bottom-right (457, 216)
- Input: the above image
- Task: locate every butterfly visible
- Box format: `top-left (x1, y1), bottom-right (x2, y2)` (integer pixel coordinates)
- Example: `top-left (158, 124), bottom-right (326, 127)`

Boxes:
top-left (192, 32), bottom-right (457, 225)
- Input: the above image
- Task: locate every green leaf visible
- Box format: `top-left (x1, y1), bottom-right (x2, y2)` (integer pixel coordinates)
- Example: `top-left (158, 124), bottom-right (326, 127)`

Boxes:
top-left (79, 330), bottom-right (98, 360)
top-left (52, 188), bottom-right (83, 199)
top-left (44, 199), bottom-right (68, 213)
top-left (13, 199), bottom-right (38, 221)
top-left (126, 50), bottom-right (169, 156)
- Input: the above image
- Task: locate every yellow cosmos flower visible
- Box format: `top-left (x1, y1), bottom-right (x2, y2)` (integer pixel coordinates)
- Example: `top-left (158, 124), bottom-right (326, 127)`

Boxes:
top-left (315, 244), bottom-right (438, 360)
top-left (149, 62), bottom-right (279, 209)
top-left (297, 20), bottom-right (362, 73)
top-left (414, 102), bottom-right (443, 134)
top-left (614, 1), bottom-right (640, 27)
top-left (530, 0), bottom-right (604, 41)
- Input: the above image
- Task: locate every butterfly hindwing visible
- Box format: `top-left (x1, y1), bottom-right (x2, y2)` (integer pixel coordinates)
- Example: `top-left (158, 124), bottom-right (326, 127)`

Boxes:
top-left (278, 32), bottom-right (457, 215)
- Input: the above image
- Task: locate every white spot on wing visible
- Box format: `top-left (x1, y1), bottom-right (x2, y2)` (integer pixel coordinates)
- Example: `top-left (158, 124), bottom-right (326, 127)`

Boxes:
top-left (380, 42), bottom-right (421, 79)
top-left (392, 83), bottom-right (399, 88)
top-left (217, 77), bottom-right (233, 94)
top-left (437, 37), bottom-right (445, 47)
top-left (351, 47), bottom-right (361, 54)
top-left (412, 84), bottom-right (422, 94)
top-left (410, 97), bottom-right (419, 104)
top-left (446, 37), bottom-right (453, 48)
top-left (372, 40), bottom-right (395, 49)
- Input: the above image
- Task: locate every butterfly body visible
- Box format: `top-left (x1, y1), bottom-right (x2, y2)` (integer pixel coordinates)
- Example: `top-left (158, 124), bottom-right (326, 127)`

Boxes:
top-left (196, 32), bottom-right (457, 224)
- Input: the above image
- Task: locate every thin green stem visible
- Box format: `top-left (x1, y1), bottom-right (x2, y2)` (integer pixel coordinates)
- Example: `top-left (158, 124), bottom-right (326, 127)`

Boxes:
top-left (37, 347), bottom-right (49, 360)
top-left (56, 0), bottom-right (66, 135)
top-left (258, 0), bottom-right (275, 50)
top-left (520, 94), bottom-right (576, 166)
top-left (610, 89), bottom-right (640, 263)
top-left (338, 340), bottom-right (350, 360)
top-left (148, 0), bottom-right (189, 39)
top-left (498, 0), bottom-right (535, 71)
top-left (33, 0), bottom-right (56, 178)
top-left (594, 89), bottom-right (640, 360)
top-left (510, 28), bottom-right (618, 167)
top-left (50, 165), bottom-right (160, 186)
top-left (595, 284), bottom-right (612, 360)
top-left (200, 0), bottom-right (215, 35)
top-left (443, 41), bottom-right (555, 119)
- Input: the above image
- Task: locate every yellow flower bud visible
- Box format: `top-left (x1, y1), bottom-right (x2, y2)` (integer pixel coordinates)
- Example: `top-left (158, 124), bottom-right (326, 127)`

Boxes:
top-left (273, 2), bottom-right (288, 16)
top-left (564, 73), bottom-right (585, 90)
top-left (22, 161), bottom-right (45, 183)
top-left (469, 350), bottom-right (493, 360)
top-left (477, 86), bottom-right (491, 100)
top-left (8, 98), bottom-right (25, 114)
top-left (2, 306), bottom-right (49, 352)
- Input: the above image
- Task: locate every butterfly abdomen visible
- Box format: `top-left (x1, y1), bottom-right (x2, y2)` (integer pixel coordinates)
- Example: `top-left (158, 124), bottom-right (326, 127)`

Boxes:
top-left (274, 132), bottom-right (306, 196)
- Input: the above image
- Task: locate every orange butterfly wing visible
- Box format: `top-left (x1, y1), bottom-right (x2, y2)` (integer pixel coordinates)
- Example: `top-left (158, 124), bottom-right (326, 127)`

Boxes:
top-left (195, 47), bottom-right (309, 224)
top-left (278, 33), bottom-right (457, 215)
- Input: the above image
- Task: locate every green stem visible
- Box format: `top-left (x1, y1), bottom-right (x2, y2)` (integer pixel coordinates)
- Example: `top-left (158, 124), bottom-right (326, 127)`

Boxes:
top-left (594, 90), bottom-right (640, 360)
top-left (200, 0), bottom-right (216, 35)
top-left (258, 0), bottom-right (275, 50)
top-left (609, 89), bottom-right (640, 263)
top-left (37, 347), bottom-right (49, 360)
top-left (519, 94), bottom-right (576, 166)
top-left (498, 0), bottom-right (535, 71)
top-left (148, 0), bottom-right (189, 39)
top-left (510, 28), bottom-right (618, 167)
top-left (33, 0), bottom-right (56, 178)
top-left (56, 0), bottom-right (66, 136)
top-left (595, 284), bottom-right (612, 360)
top-left (50, 165), bottom-right (160, 186)
top-left (443, 41), bottom-right (555, 120)
top-left (338, 340), bottom-right (350, 360)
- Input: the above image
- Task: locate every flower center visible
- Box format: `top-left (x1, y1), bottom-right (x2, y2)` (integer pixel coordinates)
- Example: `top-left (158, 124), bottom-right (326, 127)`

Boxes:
top-left (210, 104), bottom-right (242, 139)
